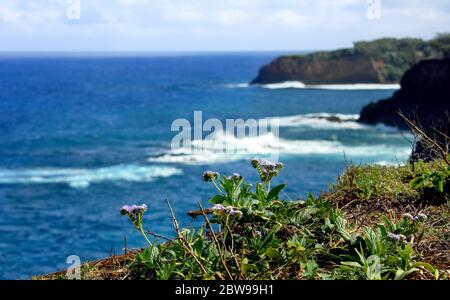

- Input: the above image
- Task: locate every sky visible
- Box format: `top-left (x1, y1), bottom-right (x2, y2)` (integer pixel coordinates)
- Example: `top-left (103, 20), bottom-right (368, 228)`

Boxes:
top-left (0, 0), bottom-right (449, 52)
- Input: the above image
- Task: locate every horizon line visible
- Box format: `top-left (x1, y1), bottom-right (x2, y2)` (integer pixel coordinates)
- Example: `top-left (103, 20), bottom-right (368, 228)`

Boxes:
top-left (0, 50), bottom-right (314, 56)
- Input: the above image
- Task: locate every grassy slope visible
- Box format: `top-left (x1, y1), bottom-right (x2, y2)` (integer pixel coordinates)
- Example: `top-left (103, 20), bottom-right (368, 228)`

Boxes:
top-left (36, 160), bottom-right (449, 280)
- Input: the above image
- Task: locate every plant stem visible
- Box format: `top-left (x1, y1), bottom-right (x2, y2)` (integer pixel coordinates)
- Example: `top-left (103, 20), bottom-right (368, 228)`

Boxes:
top-left (139, 226), bottom-right (152, 246)
top-left (137, 215), bottom-right (152, 246)
top-left (212, 179), bottom-right (224, 194)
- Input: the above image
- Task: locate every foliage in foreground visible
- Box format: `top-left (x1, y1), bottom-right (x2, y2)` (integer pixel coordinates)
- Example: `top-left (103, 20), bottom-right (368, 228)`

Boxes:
top-left (115, 158), bottom-right (448, 280)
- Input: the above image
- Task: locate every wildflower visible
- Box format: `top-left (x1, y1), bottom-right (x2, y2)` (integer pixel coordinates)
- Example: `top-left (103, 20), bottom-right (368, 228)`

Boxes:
top-left (120, 203), bottom-right (152, 246)
top-left (251, 158), bottom-right (283, 182)
top-left (202, 171), bottom-right (220, 182)
top-left (120, 204), bottom-right (148, 231)
top-left (403, 213), bottom-right (415, 222)
top-left (416, 213), bottom-right (427, 221)
top-left (403, 212), bottom-right (428, 222)
top-left (251, 158), bottom-right (259, 168)
top-left (227, 173), bottom-right (242, 181)
top-left (387, 232), bottom-right (407, 242)
top-left (255, 230), bottom-right (262, 237)
top-left (212, 204), bottom-right (226, 212)
top-left (212, 204), bottom-right (243, 218)
top-left (120, 204), bottom-right (147, 216)
top-left (225, 205), bottom-right (234, 213)
top-left (230, 209), bottom-right (243, 217)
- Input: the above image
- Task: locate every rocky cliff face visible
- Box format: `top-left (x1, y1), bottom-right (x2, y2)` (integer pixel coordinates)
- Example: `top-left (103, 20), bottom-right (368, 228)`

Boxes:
top-left (252, 54), bottom-right (385, 84)
top-left (359, 59), bottom-right (450, 160)
top-left (251, 36), bottom-right (450, 85)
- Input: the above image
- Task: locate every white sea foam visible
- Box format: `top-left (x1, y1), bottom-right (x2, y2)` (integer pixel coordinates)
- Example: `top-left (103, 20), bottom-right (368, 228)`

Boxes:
top-left (373, 160), bottom-right (406, 167)
top-left (264, 113), bottom-right (402, 132)
top-left (0, 164), bottom-right (183, 189)
top-left (229, 81), bottom-right (401, 90)
top-left (307, 83), bottom-right (401, 90)
top-left (226, 83), bottom-right (250, 88)
top-left (148, 130), bottom-right (411, 165)
top-left (265, 113), bottom-right (363, 130)
top-left (260, 81), bottom-right (307, 89)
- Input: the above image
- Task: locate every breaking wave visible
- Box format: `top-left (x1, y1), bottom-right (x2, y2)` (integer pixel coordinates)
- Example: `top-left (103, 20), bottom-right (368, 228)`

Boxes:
top-left (229, 81), bottom-right (400, 90)
top-left (266, 113), bottom-right (401, 132)
top-left (0, 164), bottom-right (183, 189)
top-left (148, 131), bottom-right (411, 165)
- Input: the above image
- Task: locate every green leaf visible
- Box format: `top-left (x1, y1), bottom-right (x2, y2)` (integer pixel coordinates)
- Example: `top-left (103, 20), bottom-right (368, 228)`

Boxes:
top-left (306, 193), bottom-right (315, 206)
top-left (208, 195), bottom-right (227, 204)
top-left (413, 262), bottom-right (439, 279)
top-left (265, 247), bottom-right (280, 260)
top-left (241, 258), bottom-right (257, 275)
top-left (341, 261), bottom-right (362, 268)
top-left (394, 268), bottom-right (418, 280)
top-left (409, 176), bottom-right (424, 189)
top-left (194, 238), bottom-right (203, 257)
top-left (267, 184), bottom-right (286, 201)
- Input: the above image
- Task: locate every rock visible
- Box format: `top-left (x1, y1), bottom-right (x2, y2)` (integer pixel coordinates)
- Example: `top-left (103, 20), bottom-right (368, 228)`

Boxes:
top-left (251, 54), bottom-right (384, 84)
top-left (358, 58), bottom-right (450, 160)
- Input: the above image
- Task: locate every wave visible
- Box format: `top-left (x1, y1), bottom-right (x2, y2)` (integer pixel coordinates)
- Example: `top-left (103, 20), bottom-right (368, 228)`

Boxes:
top-left (307, 83), bottom-right (401, 90)
top-left (226, 83), bottom-right (250, 88)
top-left (265, 113), bottom-right (401, 132)
top-left (229, 81), bottom-right (400, 90)
top-left (148, 131), bottom-right (411, 165)
top-left (373, 160), bottom-right (406, 167)
top-left (260, 81), bottom-right (306, 89)
top-left (266, 113), bottom-right (362, 130)
top-left (0, 164), bottom-right (183, 189)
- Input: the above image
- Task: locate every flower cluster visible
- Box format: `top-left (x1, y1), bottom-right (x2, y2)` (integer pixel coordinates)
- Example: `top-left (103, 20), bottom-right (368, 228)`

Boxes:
top-left (202, 171), bottom-right (220, 182)
top-left (227, 173), bottom-right (243, 181)
top-left (212, 204), bottom-right (243, 218)
top-left (120, 204), bottom-right (148, 228)
top-left (387, 232), bottom-right (407, 242)
top-left (251, 158), bottom-right (283, 182)
top-left (403, 213), bottom-right (427, 222)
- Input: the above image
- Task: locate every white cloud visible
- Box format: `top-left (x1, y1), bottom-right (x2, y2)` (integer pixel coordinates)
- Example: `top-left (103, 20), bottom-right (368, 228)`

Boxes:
top-left (213, 9), bottom-right (248, 26)
top-left (268, 9), bottom-right (307, 27)
top-left (0, 0), bottom-right (449, 51)
top-left (161, 6), bottom-right (204, 24)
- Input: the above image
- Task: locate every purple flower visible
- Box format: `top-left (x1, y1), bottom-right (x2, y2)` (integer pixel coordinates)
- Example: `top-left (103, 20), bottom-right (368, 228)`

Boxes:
top-left (403, 212), bottom-right (428, 222)
top-left (213, 204), bottom-right (226, 212)
top-left (202, 171), bottom-right (220, 182)
top-left (251, 158), bottom-right (283, 182)
top-left (227, 173), bottom-right (243, 181)
top-left (387, 232), bottom-right (407, 242)
top-left (120, 203), bottom-right (148, 228)
top-left (403, 213), bottom-right (415, 222)
top-left (230, 210), bottom-right (243, 218)
top-left (224, 205), bottom-right (234, 213)
top-left (251, 158), bottom-right (259, 168)
top-left (120, 204), bottom-right (147, 216)
top-left (212, 204), bottom-right (243, 218)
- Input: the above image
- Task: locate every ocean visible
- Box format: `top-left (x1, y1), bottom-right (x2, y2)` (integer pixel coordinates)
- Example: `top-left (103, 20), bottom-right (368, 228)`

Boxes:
top-left (0, 53), bottom-right (411, 279)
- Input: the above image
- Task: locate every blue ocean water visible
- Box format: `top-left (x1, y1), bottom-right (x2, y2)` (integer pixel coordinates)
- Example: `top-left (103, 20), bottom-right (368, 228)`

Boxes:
top-left (0, 53), bottom-right (410, 279)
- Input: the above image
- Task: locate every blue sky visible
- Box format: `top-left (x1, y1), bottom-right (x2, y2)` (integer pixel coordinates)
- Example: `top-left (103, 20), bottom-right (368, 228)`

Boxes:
top-left (0, 0), bottom-right (449, 51)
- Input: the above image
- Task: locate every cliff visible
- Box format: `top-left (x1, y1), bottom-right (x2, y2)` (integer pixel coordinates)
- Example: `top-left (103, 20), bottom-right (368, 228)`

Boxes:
top-left (359, 58), bottom-right (450, 160)
top-left (252, 35), bottom-right (450, 84)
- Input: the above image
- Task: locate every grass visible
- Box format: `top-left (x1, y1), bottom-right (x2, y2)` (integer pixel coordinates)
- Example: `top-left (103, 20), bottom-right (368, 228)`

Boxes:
top-left (35, 159), bottom-right (449, 280)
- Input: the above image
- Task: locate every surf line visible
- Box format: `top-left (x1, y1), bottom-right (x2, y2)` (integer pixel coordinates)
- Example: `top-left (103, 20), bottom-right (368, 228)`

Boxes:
top-left (170, 110), bottom-right (281, 162)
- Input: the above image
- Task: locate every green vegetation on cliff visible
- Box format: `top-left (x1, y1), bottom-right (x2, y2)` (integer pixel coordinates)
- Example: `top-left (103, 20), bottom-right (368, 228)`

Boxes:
top-left (36, 157), bottom-right (449, 280)
top-left (252, 34), bottom-right (450, 84)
